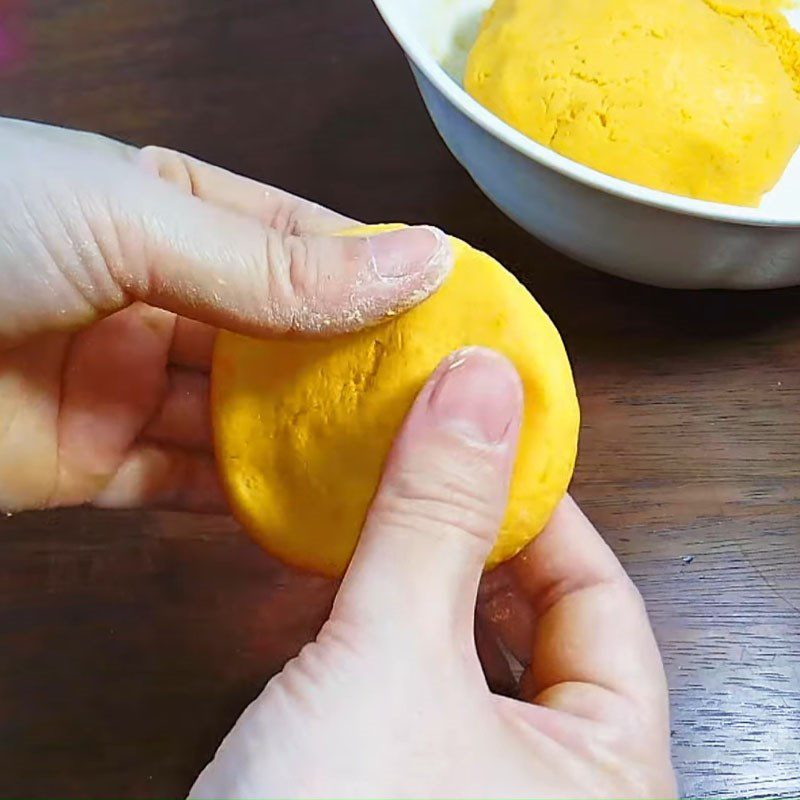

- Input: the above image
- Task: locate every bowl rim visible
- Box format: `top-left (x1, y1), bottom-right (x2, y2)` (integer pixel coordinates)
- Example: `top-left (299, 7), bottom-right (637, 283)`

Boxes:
top-left (373, 0), bottom-right (800, 229)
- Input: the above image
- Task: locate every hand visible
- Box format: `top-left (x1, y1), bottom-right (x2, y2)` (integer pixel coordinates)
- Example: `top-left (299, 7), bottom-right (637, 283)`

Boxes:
top-left (190, 347), bottom-right (676, 799)
top-left (0, 118), bottom-right (451, 513)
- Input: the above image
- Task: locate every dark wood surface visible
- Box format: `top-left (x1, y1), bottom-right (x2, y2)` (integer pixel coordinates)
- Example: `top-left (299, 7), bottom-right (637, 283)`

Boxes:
top-left (1, 1), bottom-right (799, 797)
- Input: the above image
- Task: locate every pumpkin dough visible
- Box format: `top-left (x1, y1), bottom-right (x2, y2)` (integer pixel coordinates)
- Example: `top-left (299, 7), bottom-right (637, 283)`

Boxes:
top-left (212, 225), bottom-right (579, 577)
top-left (465, 0), bottom-right (800, 206)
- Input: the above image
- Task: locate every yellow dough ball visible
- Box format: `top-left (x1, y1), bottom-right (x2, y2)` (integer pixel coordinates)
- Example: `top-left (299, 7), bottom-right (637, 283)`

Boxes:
top-left (212, 225), bottom-right (579, 577)
top-left (465, 0), bottom-right (800, 206)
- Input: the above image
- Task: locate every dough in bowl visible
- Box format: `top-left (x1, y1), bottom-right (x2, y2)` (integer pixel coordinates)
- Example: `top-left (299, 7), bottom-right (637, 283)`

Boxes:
top-left (465, 0), bottom-right (800, 206)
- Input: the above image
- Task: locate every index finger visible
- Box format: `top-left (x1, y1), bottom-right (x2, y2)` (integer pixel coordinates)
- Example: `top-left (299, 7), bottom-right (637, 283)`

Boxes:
top-left (513, 497), bottom-right (669, 732)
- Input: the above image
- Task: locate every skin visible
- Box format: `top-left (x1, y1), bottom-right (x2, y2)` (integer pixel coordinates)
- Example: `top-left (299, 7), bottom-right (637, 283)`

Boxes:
top-left (0, 118), bottom-right (451, 513)
top-left (0, 118), bottom-right (676, 799)
top-left (192, 350), bottom-right (677, 799)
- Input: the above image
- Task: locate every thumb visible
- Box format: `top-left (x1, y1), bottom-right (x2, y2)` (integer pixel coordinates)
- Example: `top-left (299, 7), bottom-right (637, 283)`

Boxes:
top-left (332, 347), bottom-right (524, 650)
top-left (1, 130), bottom-right (453, 348)
top-left (110, 167), bottom-right (451, 337)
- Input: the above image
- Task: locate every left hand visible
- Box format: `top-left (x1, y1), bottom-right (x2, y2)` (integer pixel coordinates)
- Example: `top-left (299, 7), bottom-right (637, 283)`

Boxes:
top-left (0, 119), bottom-right (451, 513)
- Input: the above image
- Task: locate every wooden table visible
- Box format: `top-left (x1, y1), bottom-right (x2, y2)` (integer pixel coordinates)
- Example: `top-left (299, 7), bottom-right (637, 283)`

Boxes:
top-left (1, 1), bottom-right (799, 796)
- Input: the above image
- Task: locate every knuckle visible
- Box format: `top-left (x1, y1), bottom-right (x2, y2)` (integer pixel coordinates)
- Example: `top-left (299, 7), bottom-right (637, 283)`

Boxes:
top-left (264, 233), bottom-right (325, 306)
top-left (371, 458), bottom-right (502, 548)
top-left (266, 199), bottom-right (305, 236)
top-left (286, 235), bottom-right (319, 300)
top-left (139, 145), bottom-right (195, 194)
top-left (138, 144), bottom-right (166, 164)
top-left (261, 231), bottom-right (321, 325)
top-left (260, 233), bottom-right (360, 332)
top-left (67, 192), bottom-right (141, 304)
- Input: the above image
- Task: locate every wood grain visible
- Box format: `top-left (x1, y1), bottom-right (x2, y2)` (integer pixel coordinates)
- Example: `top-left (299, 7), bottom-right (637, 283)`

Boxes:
top-left (1, 0), bottom-right (799, 796)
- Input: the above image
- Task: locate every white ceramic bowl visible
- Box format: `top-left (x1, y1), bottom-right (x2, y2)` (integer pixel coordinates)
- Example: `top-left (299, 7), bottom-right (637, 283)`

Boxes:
top-left (373, 0), bottom-right (800, 289)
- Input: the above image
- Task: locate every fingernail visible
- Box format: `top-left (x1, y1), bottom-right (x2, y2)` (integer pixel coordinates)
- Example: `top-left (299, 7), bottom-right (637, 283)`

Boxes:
top-left (428, 347), bottom-right (522, 445)
top-left (368, 226), bottom-right (452, 283)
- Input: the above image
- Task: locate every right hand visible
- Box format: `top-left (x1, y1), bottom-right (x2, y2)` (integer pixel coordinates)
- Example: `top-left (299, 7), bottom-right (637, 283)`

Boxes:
top-left (191, 347), bottom-right (677, 799)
